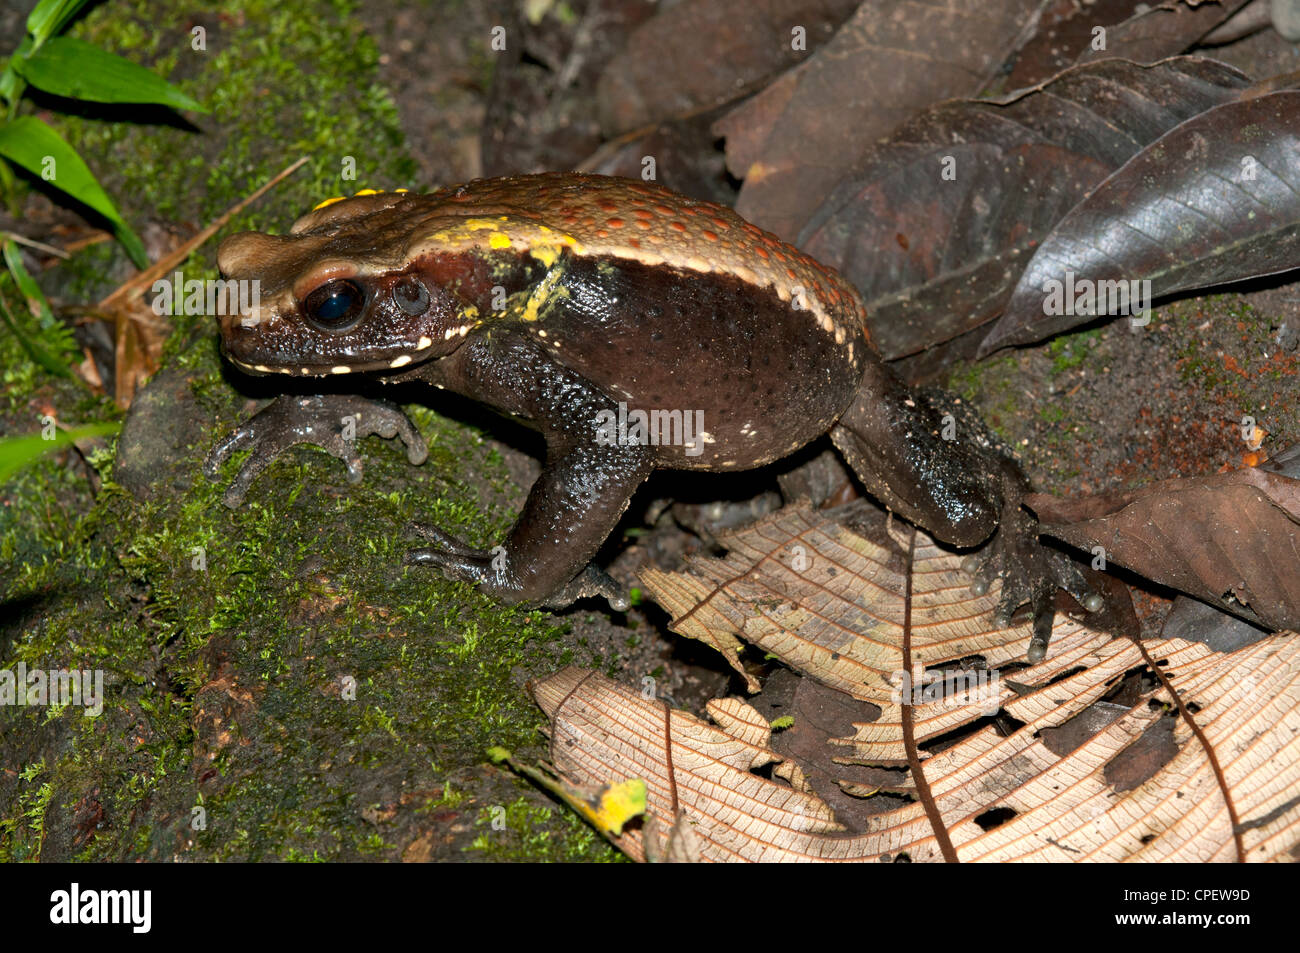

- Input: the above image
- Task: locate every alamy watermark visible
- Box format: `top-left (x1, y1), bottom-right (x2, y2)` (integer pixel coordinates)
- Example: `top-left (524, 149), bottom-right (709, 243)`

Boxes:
top-left (49, 883), bottom-right (150, 933)
top-left (151, 270), bottom-right (260, 318)
top-left (890, 667), bottom-right (1001, 716)
top-left (0, 663), bottom-right (103, 717)
top-left (594, 402), bottom-right (707, 457)
top-left (1042, 271), bottom-right (1151, 327)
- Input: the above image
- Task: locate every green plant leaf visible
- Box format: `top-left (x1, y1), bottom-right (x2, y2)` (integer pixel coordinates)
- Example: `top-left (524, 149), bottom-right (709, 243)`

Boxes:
top-left (25, 0), bottom-right (92, 46)
top-left (0, 422), bottom-right (118, 485)
top-left (0, 36), bottom-right (34, 113)
top-left (0, 291), bottom-right (72, 378)
top-left (0, 239), bottom-right (75, 376)
top-left (0, 116), bottom-right (148, 267)
top-left (16, 36), bottom-right (207, 112)
top-left (3, 239), bottom-right (56, 329)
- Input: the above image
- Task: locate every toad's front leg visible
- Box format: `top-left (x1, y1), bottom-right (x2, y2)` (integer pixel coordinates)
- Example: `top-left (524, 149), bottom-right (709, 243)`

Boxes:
top-left (404, 332), bottom-right (654, 610)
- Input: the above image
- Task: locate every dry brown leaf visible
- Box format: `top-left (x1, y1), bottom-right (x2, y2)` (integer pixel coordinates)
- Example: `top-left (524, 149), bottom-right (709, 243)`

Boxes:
top-left (524, 502), bottom-right (1300, 861)
top-left (1026, 463), bottom-right (1300, 631)
top-left (532, 630), bottom-right (1300, 861)
top-left (1074, 0), bottom-right (1251, 67)
top-left (595, 0), bottom-right (860, 136)
top-left (639, 500), bottom-right (1052, 705)
top-left (1007, 0), bottom-right (1249, 88)
top-left (717, 0), bottom-right (1042, 240)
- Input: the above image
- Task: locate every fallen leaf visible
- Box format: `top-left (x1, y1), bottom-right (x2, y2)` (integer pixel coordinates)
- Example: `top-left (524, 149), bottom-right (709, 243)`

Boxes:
top-left (798, 57), bottom-right (1249, 358)
top-left (1073, 0), bottom-right (1252, 68)
top-left (595, 0), bottom-right (859, 136)
top-left (1026, 462), bottom-right (1300, 631)
top-left (719, 0), bottom-right (1044, 241)
top-left (532, 630), bottom-right (1300, 861)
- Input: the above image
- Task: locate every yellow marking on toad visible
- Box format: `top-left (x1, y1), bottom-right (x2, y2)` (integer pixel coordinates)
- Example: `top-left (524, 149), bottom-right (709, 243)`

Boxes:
top-left (519, 266), bottom-right (566, 323)
top-left (421, 217), bottom-right (584, 263)
top-left (312, 187), bottom-right (411, 211)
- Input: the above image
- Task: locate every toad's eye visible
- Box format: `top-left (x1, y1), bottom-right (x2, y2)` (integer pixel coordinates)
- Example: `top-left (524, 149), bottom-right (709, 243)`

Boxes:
top-left (303, 279), bottom-right (365, 331)
top-left (392, 276), bottom-right (430, 315)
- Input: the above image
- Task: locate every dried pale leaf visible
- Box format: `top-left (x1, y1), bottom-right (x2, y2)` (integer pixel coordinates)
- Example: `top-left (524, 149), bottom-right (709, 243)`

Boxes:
top-left (705, 696), bottom-right (774, 751)
top-left (639, 500), bottom-right (1049, 707)
top-left (534, 632), bottom-right (1300, 861)
top-left (534, 667), bottom-right (845, 862)
top-left (644, 812), bottom-right (705, 863)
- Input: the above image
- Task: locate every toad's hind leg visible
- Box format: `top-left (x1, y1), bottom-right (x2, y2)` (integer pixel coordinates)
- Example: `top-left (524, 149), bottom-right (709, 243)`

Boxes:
top-left (829, 360), bottom-right (1003, 547)
top-left (830, 359), bottom-right (1095, 661)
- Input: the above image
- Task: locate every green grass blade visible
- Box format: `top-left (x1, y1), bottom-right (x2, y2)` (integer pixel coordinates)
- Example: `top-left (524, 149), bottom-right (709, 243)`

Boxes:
top-left (0, 116), bottom-right (149, 267)
top-left (0, 294), bottom-right (72, 377)
top-left (17, 37), bottom-right (207, 112)
top-left (3, 239), bottom-right (56, 330)
top-left (0, 422), bottom-right (118, 485)
top-left (25, 0), bottom-right (92, 46)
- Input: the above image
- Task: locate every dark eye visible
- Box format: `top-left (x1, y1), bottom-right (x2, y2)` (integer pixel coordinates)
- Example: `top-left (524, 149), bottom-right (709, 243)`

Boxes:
top-left (392, 276), bottom-right (430, 315)
top-left (303, 279), bottom-right (365, 331)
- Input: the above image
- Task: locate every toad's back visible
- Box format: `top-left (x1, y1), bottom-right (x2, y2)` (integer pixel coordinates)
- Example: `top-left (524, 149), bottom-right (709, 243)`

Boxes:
top-left (297, 173), bottom-right (870, 351)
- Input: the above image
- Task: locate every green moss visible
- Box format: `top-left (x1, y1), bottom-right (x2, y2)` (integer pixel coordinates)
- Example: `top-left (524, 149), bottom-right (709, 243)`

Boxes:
top-left (1045, 327), bottom-right (1102, 376)
top-left (467, 795), bottom-right (623, 863)
top-left (946, 352), bottom-right (1019, 440)
top-left (1, 0), bottom-right (617, 863)
top-left (1037, 403), bottom-right (1068, 425)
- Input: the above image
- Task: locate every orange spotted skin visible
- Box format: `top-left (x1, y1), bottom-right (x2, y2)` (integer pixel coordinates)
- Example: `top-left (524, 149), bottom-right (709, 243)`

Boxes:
top-left (214, 173), bottom-right (1010, 609)
top-left (288, 173), bottom-right (871, 351)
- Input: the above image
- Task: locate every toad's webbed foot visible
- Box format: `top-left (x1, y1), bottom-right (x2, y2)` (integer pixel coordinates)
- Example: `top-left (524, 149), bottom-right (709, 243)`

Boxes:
top-left (205, 394), bottom-right (428, 508)
top-left (405, 523), bottom-right (629, 611)
top-left (962, 462), bottom-right (1101, 662)
top-left (832, 363), bottom-right (1102, 662)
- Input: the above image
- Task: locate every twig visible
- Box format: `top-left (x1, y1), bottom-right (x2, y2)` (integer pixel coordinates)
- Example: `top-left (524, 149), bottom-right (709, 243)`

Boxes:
top-left (1, 230), bottom-right (71, 259)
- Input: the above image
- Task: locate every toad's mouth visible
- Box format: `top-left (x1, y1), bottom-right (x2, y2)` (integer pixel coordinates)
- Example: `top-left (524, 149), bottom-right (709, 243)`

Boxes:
top-left (222, 346), bottom-right (434, 378)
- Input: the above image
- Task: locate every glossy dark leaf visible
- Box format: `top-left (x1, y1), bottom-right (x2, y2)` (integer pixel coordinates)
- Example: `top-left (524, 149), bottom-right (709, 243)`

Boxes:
top-left (797, 57), bottom-right (1249, 359)
top-left (983, 90), bottom-right (1300, 354)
